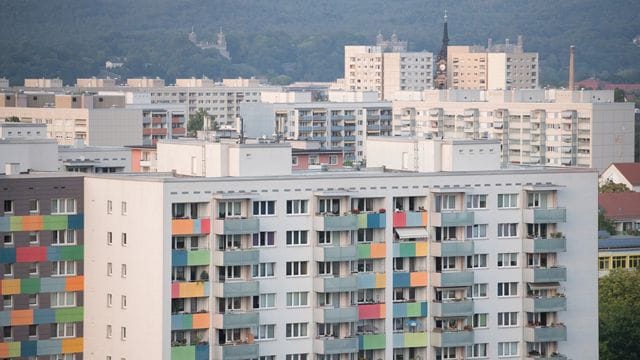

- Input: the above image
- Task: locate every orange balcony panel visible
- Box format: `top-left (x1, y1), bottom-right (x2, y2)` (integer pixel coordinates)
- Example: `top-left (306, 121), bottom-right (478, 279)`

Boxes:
top-left (11, 309), bottom-right (33, 325)
top-left (192, 313), bottom-right (210, 329)
top-left (410, 272), bottom-right (428, 287)
top-left (2, 279), bottom-right (20, 295)
top-left (62, 338), bottom-right (83, 353)
top-left (65, 276), bottom-right (84, 292)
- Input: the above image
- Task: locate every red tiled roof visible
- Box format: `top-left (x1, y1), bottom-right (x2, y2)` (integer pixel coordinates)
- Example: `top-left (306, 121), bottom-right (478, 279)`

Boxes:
top-left (599, 192), bottom-right (640, 220)
top-left (612, 163), bottom-right (640, 186)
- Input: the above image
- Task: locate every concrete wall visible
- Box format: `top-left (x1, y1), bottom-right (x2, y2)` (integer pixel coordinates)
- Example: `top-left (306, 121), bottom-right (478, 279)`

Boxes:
top-left (0, 140), bottom-right (58, 173)
top-left (86, 108), bottom-right (142, 146)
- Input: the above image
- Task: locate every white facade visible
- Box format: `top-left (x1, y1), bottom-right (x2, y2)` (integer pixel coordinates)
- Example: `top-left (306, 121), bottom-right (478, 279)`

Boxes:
top-left (83, 165), bottom-right (598, 360)
top-left (0, 122), bottom-right (58, 173)
top-left (58, 145), bottom-right (132, 173)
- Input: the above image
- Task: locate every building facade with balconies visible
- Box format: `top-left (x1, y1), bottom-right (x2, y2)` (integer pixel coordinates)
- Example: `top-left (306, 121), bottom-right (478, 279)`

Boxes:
top-left (83, 164), bottom-right (597, 360)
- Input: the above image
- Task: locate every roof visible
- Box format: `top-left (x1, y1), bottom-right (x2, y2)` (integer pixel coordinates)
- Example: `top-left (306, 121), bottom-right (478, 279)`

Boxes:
top-left (599, 192), bottom-right (640, 220)
top-left (599, 236), bottom-right (640, 250)
top-left (611, 163), bottom-right (640, 186)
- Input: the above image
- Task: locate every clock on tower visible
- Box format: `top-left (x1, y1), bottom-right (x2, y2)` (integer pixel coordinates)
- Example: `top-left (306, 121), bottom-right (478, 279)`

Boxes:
top-left (433, 10), bottom-right (449, 90)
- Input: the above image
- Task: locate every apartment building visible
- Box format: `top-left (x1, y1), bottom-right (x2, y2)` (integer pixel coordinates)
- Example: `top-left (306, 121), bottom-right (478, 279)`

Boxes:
top-left (0, 123), bottom-right (58, 173)
top-left (58, 145), bottom-right (132, 173)
top-left (83, 144), bottom-right (597, 360)
top-left (0, 174), bottom-right (84, 359)
top-left (24, 78), bottom-right (64, 88)
top-left (344, 46), bottom-right (433, 100)
top-left (393, 89), bottom-right (634, 170)
top-left (447, 38), bottom-right (538, 91)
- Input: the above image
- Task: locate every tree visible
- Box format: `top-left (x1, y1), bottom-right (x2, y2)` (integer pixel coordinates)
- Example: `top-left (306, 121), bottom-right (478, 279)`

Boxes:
top-left (599, 180), bottom-right (630, 193)
top-left (186, 108), bottom-right (218, 136)
top-left (5, 116), bottom-right (20, 122)
top-left (600, 269), bottom-right (640, 359)
top-left (614, 88), bottom-right (626, 102)
top-left (598, 208), bottom-right (617, 235)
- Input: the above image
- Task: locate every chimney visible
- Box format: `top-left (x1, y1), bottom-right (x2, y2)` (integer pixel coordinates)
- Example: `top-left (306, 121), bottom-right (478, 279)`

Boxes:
top-left (569, 45), bottom-right (575, 90)
top-left (5, 163), bottom-right (20, 175)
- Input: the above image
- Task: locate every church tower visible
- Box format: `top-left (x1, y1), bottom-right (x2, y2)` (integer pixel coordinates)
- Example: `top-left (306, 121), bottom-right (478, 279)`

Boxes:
top-left (434, 10), bottom-right (449, 89)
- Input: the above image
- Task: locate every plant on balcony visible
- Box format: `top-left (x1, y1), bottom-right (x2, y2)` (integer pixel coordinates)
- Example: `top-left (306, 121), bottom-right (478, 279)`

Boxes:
top-left (352, 208), bottom-right (360, 214)
top-left (379, 208), bottom-right (386, 213)
top-left (200, 271), bottom-right (209, 281)
top-left (550, 232), bottom-right (564, 238)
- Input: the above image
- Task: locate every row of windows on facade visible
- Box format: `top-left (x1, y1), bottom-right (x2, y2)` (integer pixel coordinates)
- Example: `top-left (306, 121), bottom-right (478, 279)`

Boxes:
top-left (3, 291), bottom-right (77, 310)
top-left (3, 229), bottom-right (78, 247)
top-left (598, 255), bottom-right (640, 270)
top-left (2, 198), bottom-right (77, 215)
top-left (3, 260), bottom-right (76, 278)
top-left (2, 322), bottom-right (78, 340)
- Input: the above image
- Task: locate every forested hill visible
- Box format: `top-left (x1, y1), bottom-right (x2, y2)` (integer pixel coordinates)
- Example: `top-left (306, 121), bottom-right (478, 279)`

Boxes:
top-left (1, 0), bottom-right (638, 86)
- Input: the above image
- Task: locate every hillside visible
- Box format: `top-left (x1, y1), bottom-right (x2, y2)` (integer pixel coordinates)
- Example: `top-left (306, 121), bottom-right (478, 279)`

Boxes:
top-left (0, 0), bottom-right (638, 86)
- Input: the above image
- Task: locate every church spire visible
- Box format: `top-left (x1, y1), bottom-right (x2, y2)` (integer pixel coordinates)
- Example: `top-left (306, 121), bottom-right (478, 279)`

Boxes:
top-left (439, 9), bottom-right (449, 59)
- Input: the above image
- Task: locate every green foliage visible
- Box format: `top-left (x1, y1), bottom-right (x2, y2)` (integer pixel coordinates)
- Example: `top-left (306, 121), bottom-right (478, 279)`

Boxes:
top-left (600, 269), bottom-right (640, 359)
top-left (599, 180), bottom-right (630, 193)
top-left (0, 1), bottom-right (638, 86)
top-left (5, 116), bottom-right (20, 122)
top-left (186, 108), bottom-right (207, 136)
top-left (614, 88), bottom-right (626, 102)
top-left (598, 209), bottom-right (617, 235)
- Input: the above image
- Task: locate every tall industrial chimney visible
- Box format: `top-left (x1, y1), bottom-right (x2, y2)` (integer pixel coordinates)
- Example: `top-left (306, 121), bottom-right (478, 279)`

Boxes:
top-left (569, 45), bottom-right (575, 90)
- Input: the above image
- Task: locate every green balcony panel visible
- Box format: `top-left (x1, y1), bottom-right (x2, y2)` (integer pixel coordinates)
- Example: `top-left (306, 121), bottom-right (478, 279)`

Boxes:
top-left (440, 241), bottom-right (474, 257)
top-left (42, 215), bottom-right (68, 230)
top-left (321, 307), bottom-right (358, 323)
top-left (440, 271), bottom-right (474, 287)
top-left (431, 300), bottom-right (473, 318)
top-left (393, 332), bottom-right (428, 348)
top-left (187, 250), bottom-right (210, 266)
top-left (321, 276), bottom-right (358, 292)
top-left (431, 330), bottom-right (474, 347)
top-left (55, 307), bottom-right (83, 323)
top-left (359, 333), bottom-right (386, 350)
top-left (393, 301), bottom-right (428, 318)
top-left (222, 218), bottom-right (260, 234)
top-left (324, 215), bottom-right (359, 231)
top-left (221, 343), bottom-right (259, 360)
top-left (530, 237), bottom-right (567, 253)
top-left (526, 208), bottom-right (567, 224)
top-left (58, 245), bottom-right (84, 261)
top-left (222, 281), bottom-right (259, 297)
top-left (441, 211), bottom-right (474, 227)
top-left (524, 296), bottom-right (567, 313)
top-left (317, 337), bottom-right (359, 354)
top-left (222, 250), bottom-right (259, 266)
top-left (20, 278), bottom-right (41, 294)
top-left (528, 267), bottom-right (567, 283)
top-left (221, 312), bottom-right (259, 329)
top-left (322, 246), bottom-right (356, 261)
top-left (525, 325), bottom-right (567, 342)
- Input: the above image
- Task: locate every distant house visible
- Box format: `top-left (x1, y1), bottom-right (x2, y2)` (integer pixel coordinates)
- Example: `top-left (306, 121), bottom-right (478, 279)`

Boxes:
top-left (291, 148), bottom-right (344, 170)
top-left (598, 235), bottom-right (640, 277)
top-left (600, 162), bottom-right (640, 192)
top-left (599, 191), bottom-right (640, 233)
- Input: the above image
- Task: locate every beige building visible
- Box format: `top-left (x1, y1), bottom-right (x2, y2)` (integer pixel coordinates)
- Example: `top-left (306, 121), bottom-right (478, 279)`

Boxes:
top-left (448, 38), bottom-right (538, 90)
top-left (393, 89), bottom-right (634, 170)
top-left (77, 77), bottom-right (117, 88)
top-left (344, 45), bottom-right (433, 100)
top-left (127, 77), bottom-right (166, 88)
top-left (24, 78), bottom-right (63, 88)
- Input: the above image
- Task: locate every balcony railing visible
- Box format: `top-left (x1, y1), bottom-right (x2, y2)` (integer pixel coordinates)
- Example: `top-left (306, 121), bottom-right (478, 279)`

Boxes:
top-left (213, 311), bottom-right (259, 329)
top-left (430, 328), bottom-right (474, 347)
top-left (431, 211), bottom-right (475, 227)
top-left (525, 267), bottom-right (567, 283)
top-left (393, 332), bottom-right (428, 348)
top-left (314, 307), bottom-right (358, 323)
top-left (213, 343), bottom-right (259, 360)
top-left (212, 249), bottom-right (259, 266)
top-left (524, 236), bottom-right (566, 253)
top-left (431, 240), bottom-right (474, 257)
top-left (524, 324), bottom-right (567, 342)
top-left (431, 299), bottom-right (473, 318)
top-left (431, 271), bottom-right (474, 288)
top-left (524, 208), bottom-right (567, 224)
top-left (314, 245), bottom-right (357, 262)
top-left (212, 280), bottom-right (259, 298)
top-left (393, 210), bottom-right (428, 228)
top-left (314, 337), bottom-right (359, 354)
top-left (314, 214), bottom-right (358, 231)
top-left (358, 333), bottom-right (385, 350)
top-left (392, 301), bottom-right (428, 318)
top-left (524, 296), bottom-right (567, 313)
top-left (314, 275), bottom-right (357, 293)
top-left (212, 217), bottom-right (259, 235)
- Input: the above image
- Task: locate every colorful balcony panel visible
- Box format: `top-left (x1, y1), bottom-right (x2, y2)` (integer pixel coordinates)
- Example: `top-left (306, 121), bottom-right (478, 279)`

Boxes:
top-left (0, 276), bottom-right (83, 295)
top-left (393, 272), bottom-right (428, 288)
top-left (1, 245), bottom-right (84, 264)
top-left (393, 301), bottom-right (428, 318)
top-left (172, 218), bottom-right (211, 235)
top-left (0, 338), bottom-right (83, 358)
top-left (0, 214), bottom-right (83, 232)
top-left (393, 211), bottom-right (428, 228)
top-left (393, 332), bottom-right (428, 348)
top-left (171, 344), bottom-right (209, 360)
top-left (358, 303), bottom-right (386, 320)
top-left (171, 313), bottom-right (210, 330)
top-left (171, 281), bottom-right (210, 298)
top-left (358, 334), bottom-right (386, 350)
top-left (393, 242), bottom-right (428, 258)
top-left (357, 243), bottom-right (385, 259)
top-left (0, 307), bottom-right (83, 326)
top-left (357, 213), bottom-right (386, 229)
top-left (356, 273), bottom-right (385, 289)
top-left (172, 250), bottom-right (210, 267)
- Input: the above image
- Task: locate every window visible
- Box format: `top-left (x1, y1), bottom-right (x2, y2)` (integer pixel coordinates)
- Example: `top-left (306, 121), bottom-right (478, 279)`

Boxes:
top-left (442, 256), bottom-right (456, 270)
top-left (29, 262), bottom-right (39, 276)
top-left (466, 195), bottom-right (487, 209)
top-left (107, 262), bottom-right (113, 276)
top-left (286, 261), bottom-right (308, 276)
top-left (51, 198), bottom-right (77, 214)
top-left (286, 355), bottom-right (307, 360)
top-left (440, 347), bottom-right (457, 359)
top-left (467, 254), bottom-right (488, 268)
top-left (497, 312), bottom-right (518, 327)
top-left (435, 194), bottom-right (456, 212)
top-left (121, 233), bottom-right (127, 246)
top-left (285, 323), bottom-right (308, 338)
top-left (355, 259), bottom-right (373, 272)
top-left (599, 257), bottom-right (610, 270)
top-left (527, 192), bottom-right (543, 208)
top-left (329, 155), bottom-right (338, 165)
top-left (121, 295), bottom-right (127, 309)
top-left (629, 255), bottom-right (640, 268)
top-left (172, 203), bottom-right (186, 218)
top-left (106, 325), bottom-right (112, 338)
top-left (52, 261), bottom-right (76, 276)
top-left (497, 194), bottom-right (518, 208)
top-left (612, 256), bottom-right (627, 269)
top-left (253, 201), bottom-right (275, 216)
top-left (107, 293), bottom-right (112, 307)
top-left (4, 263), bottom-right (13, 277)
top-left (121, 326), bottom-right (127, 340)
top-left (29, 199), bottom-right (39, 214)
top-left (466, 343), bottom-right (488, 358)
top-left (107, 232), bottom-right (113, 245)
top-left (51, 292), bottom-right (75, 308)
top-left (318, 198), bottom-right (340, 214)
top-left (4, 200), bottom-right (14, 214)
top-left (498, 223), bottom-right (518, 237)
top-left (286, 200), bottom-right (308, 215)
top-left (466, 224), bottom-right (487, 239)
top-left (52, 230), bottom-right (76, 245)
top-left (286, 231), bottom-right (308, 245)
top-left (107, 200), bottom-right (113, 214)
top-left (309, 155), bottom-right (319, 165)
top-left (29, 324), bottom-right (38, 338)
top-left (252, 232), bottom-right (275, 247)
top-left (52, 323), bottom-right (76, 338)
top-left (498, 341), bottom-right (518, 357)
top-left (497, 253), bottom-right (518, 268)
top-left (121, 201), bottom-right (127, 215)
top-left (3, 295), bottom-right (12, 308)
top-left (317, 231), bottom-right (337, 245)
top-left (3, 233), bottom-right (13, 246)
top-left (471, 283), bottom-right (487, 298)
top-left (29, 232), bottom-right (39, 244)
top-left (256, 324), bottom-right (275, 340)
top-left (252, 293), bottom-right (276, 309)
top-left (497, 282), bottom-right (518, 297)
top-left (252, 263), bottom-right (275, 278)
top-left (3, 326), bottom-right (12, 340)
top-left (286, 292), bottom-right (309, 307)
top-left (292, 156), bottom-right (298, 166)
top-left (121, 264), bottom-right (127, 277)
top-left (473, 314), bottom-right (488, 328)
top-left (218, 201), bottom-right (241, 218)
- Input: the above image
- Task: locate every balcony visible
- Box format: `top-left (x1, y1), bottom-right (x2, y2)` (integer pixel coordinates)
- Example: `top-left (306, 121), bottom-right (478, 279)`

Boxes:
top-left (393, 242), bottom-right (428, 258)
top-left (315, 245), bottom-right (356, 262)
top-left (172, 250), bottom-right (210, 267)
top-left (358, 333), bottom-right (386, 350)
top-left (171, 344), bottom-right (209, 360)
top-left (525, 267), bottom-right (567, 283)
top-left (356, 273), bottom-right (386, 289)
top-left (431, 271), bottom-right (474, 288)
top-left (213, 311), bottom-right (259, 329)
top-left (357, 243), bottom-right (385, 259)
top-left (431, 211), bottom-right (475, 227)
top-left (431, 299), bottom-right (473, 318)
top-left (213, 343), bottom-right (259, 360)
top-left (314, 214), bottom-right (358, 231)
top-left (358, 303), bottom-right (385, 320)
top-left (526, 353), bottom-right (568, 360)
top-left (430, 329), bottom-right (474, 347)
top-left (172, 281), bottom-right (210, 299)
top-left (524, 296), bottom-right (567, 313)
top-left (393, 211), bottom-right (428, 228)
top-left (172, 218), bottom-right (211, 235)
top-left (393, 332), bottom-right (428, 348)
top-left (524, 325), bottom-right (567, 342)
top-left (393, 301), bottom-right (428, 318)
top-left (213, 249), bottom-right (259, 266)
top-left (524, 237), bottom-right (567, 253)
top-left (357, 212), bottom-right (386, 229)
top-left (213, 217), bottom-right (259, 235)
top-left (392, 272), bottom-right (427, 288)
top-left (523, 208), bottom-right (566, 224)
top-left (315, 337), bottom-right (359, 354)
top-left (212, 281), bottom-right (259, 298)
top-left (314, 307), bottom-right (358, 323)
top-left (171, 312), bottom-right (210, 330)
top-left (431, 240), bottom-right (474, 257)
top-left (314, 276), bottom-right (357, 292)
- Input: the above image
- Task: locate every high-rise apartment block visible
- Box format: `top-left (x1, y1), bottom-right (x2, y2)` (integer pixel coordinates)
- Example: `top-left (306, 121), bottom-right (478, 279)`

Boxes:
top-left (0, 174), bottom-right (84, 359)
top-left (83, 151), bottom-right (598, 360)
